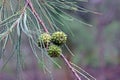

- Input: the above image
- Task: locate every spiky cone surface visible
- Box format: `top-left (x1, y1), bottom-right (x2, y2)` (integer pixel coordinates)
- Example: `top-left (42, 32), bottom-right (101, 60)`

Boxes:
top-left (51, 31), bottom-right (67, 46)
top-left (48, 45), bottom-right (62, 57)
top-left (37, 33), bottom-right (51, 48)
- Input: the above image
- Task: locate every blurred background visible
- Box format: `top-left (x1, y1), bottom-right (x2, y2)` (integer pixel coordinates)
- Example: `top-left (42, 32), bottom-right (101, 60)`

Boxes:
top-left (0, 0), bottom-right (120, 80)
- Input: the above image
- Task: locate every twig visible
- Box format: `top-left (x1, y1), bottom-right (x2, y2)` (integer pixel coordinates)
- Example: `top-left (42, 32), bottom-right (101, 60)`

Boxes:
top-left (60, 54), bottom-right (82, 80)
top-left (26, 0), bottom-right (49, 33)
top-left (70, 62), bottom-right (96, 80)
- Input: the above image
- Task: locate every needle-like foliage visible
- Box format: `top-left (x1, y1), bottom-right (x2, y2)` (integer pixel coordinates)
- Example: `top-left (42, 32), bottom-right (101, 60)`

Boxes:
top-left (0, 0), bottom-right (96, 80)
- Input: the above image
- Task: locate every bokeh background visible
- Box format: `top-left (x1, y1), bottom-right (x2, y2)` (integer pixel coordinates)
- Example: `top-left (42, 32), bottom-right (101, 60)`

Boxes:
top-left (0, 0), bottom-right (120, 80)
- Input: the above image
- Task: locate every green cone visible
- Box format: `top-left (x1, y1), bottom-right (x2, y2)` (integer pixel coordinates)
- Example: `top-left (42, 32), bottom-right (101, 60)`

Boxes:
top-left (51, 31), bottom-right (67, 46)
top-left (48, 45), bottom-right (62, 57)
top-left (37, 33), bottom-right (51, 48)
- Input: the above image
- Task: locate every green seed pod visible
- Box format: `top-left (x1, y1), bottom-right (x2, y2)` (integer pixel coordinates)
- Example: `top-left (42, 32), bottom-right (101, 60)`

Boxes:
top-left (37, 33), bottom-right (51, 48)
top-left (51, 31), bottom-right (67, 46)
top-left (48, 45), bottom-right (62, 57)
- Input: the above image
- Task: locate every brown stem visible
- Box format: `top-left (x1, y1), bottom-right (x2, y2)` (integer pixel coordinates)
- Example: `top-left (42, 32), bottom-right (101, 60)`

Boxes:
top-left (60, 54), bottom-right (82, 80)
top-left (26, 0), bottom-right (49, 33)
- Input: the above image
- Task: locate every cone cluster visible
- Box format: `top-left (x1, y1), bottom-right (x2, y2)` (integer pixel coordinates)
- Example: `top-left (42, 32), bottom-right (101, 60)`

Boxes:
top-left (37, 31), bottom-right (67, 57)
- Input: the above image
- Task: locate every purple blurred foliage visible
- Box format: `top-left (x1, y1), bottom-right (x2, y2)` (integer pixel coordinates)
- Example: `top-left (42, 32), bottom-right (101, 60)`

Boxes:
top-left (0, 65), bottom-right (120, 80)
top-left (90, 0), bottom-right (103, 5)
top-left (0, 73), bottom-right (15, 80)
